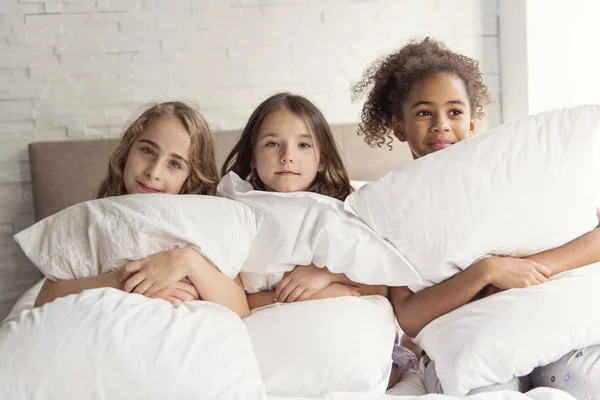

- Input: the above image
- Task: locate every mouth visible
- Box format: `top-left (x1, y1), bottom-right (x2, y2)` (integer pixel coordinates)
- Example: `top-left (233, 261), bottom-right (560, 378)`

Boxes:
top-left (137, 181), bottom-right (161, 193)
top-left (427, 140), bottom-right (454, 150)
top-left (275, 171), bottom-right (299, 176)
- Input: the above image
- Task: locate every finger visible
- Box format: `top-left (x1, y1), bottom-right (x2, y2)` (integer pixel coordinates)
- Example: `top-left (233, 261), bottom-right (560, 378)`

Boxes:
top-left (297, 290), bottom-right (312, 302)
top-left (145, 282), bottom-right (165, 297)
top-left (532, 268), bottom-right (549, 284)
top-left (276, 275), bottom-right (292, 299)
top-left (133, 280), bottom-right (154, 295)
top-left (176, 282), bottom-right (199, 298)
top-left (286, 286), bottom-right (306, 303)
top-left (531, 261), bottom-right (552, 278)
top-left (278, 281), bottom-right (300, 303)
top-left (119, 261), bottom-right (141, 282)
top-left (123, 272), bottom-right (146, 292)
top-left (163, 296), bottom-right (181, 306)
top-left (170, 288), bottom-right (194, 302)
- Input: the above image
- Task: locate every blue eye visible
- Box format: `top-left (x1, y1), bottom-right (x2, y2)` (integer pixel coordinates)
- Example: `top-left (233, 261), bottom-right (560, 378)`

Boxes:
top-left (141, 147), bottom-right (155, 155)
top-left (169, 160), bottom-right (182, 169)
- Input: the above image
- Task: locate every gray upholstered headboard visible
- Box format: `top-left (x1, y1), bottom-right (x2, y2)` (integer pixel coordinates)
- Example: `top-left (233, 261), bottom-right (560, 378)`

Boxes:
top-left (28, 123), bottom-right (412, 221)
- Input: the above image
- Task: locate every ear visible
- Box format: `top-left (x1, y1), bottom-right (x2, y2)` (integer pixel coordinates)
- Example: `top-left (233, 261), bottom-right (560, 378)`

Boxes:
top-left (392, 115), bottom-right (407, 142)
top-left (317, 162), bottom-right (324, 173)
top-left (469, 117), bottom-right (476, 136)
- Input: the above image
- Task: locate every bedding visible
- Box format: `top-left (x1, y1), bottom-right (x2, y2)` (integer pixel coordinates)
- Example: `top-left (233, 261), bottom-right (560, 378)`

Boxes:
top-left (0, 288), bottom-right (266, 400)
top-left (416, 262), bottom-right (600, 396)
top-left (345, 105), bottom-right (600, 292)
top-left (13, 194), bottom-right (259, 281)
top-left (217, 172), bottom-right (421, 293)
top-left (245, 295), bottom-right (396, 397)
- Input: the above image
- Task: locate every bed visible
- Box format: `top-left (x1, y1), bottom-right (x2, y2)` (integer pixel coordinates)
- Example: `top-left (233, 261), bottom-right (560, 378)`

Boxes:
top-left (0, 122), bottom-right (581, 400)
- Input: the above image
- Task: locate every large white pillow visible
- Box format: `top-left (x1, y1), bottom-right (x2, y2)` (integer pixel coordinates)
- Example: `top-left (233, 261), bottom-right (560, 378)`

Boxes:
top-left (244, 295), bottom-right (396, 397)
top-left (14, 194), bottom-right (259, 280)
top-left (217, 172), bottom-right (420, 293)
top-left (345, 105), bottom-right (600, 291)
top-left (416, 262), bottom-right (600, 396)
top-left (0, 288), bottom-right (266, 399)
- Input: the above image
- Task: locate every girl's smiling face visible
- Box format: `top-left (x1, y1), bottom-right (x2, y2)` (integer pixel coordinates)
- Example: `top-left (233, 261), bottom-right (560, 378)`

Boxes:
top-left (393, 72), bottom-right (476, 159)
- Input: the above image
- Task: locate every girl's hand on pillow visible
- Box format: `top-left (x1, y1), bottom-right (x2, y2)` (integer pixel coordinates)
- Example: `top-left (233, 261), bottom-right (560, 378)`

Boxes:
top-left (276, 264), bottom-right (336, 303)
top-left (308, 283), bottom-right (361, 300)
top-left (119, 248), bottom-right (196, 297)
top-left (477, 256), bottom-right (551, 290)
top-left (149, 278), bottom-right (200, 305)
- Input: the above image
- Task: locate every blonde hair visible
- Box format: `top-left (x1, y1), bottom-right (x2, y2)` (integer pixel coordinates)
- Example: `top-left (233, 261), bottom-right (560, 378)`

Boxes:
top-left (221, 92), bottom-right (353, 201)
top-left (95, 101), bottom-right (218, 198)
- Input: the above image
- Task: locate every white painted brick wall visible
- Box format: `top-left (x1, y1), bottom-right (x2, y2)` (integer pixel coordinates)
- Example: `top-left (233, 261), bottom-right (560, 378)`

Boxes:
top-left (0, 0), bottom-right (500, 318)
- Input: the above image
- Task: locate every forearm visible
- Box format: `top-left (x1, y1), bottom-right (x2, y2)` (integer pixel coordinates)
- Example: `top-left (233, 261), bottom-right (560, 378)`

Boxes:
top-left (247, 291), bottom-right (276, 311)
top-left (187, 262), bottom-right (250, 318)
top-left (330, 273), bottom-right (388, 297)
top-left (34, 271), bottom-right (122, 308)
top-left (391, 264), bottom-right (490, 337)
top-left (526, 227), bottom-right (600, 275)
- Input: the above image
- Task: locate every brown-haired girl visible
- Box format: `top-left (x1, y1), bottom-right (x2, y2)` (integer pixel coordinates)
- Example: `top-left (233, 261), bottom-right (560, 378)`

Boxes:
top-left (222, 92), bottom-right (387, 308)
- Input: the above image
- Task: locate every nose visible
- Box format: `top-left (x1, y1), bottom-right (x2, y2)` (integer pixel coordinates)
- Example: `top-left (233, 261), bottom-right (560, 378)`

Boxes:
top-left (280, 144), bottom-right (295, 163)
top-left (144, 160), bottom-right (162, 180)
top-left (431, 114), bottom-right (451, 133)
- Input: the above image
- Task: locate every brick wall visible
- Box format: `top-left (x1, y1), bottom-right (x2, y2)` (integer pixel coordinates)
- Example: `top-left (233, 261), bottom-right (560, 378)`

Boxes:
top-left (0, 0), bottom-right (500, 318)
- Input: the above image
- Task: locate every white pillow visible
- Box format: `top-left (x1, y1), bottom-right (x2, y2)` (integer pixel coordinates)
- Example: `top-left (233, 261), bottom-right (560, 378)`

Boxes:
top-left (345, 105), bottom-right (600, 291)
top-left (416, 262), bottom-right (600, 396)
top-left (244, 295), bottom-right (396, 397)
top-left (217, 172), bottom-right (421, 293)
top-left (0, 288), bottom-right (266, 399)
top-left (351, 180), bottom-right (369, 190)
top-left (14, 194), bottom-right (259, 280)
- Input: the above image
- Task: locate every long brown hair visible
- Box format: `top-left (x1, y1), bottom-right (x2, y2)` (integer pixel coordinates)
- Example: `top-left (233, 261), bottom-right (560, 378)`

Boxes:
top-left (95, 101), bottom-right (218, 198)
top-left (221, 92), bottom-right (353, 201)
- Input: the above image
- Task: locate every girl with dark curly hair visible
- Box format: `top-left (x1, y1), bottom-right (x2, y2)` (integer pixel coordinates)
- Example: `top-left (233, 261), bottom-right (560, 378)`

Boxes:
top-left (355, 39), bottom-right (600, 397)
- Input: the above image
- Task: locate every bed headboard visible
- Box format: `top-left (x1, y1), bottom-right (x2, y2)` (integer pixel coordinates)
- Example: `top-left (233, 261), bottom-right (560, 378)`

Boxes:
top-left (28, 123), bottom-right (412, 221)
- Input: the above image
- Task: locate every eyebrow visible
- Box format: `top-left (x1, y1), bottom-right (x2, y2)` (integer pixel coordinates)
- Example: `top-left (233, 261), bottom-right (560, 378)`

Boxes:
top-left (259, 133), bottom-right (313, 140)
top-left (138, 139), bottom-right (190, 165)
top-left (410, 100), bottom-right (467, 109)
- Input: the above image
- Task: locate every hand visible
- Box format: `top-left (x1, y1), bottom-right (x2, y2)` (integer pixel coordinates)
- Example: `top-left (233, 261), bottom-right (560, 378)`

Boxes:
top-left (119, 248), bottom-right (197, 297)
top-left (149, 278), bottom-right (200, 305)
top-left (306, 283), bottom-right (361, 301)
top-left (276, 264), bottom-right (336, 303)
top-left (475, 256), bottom-right (551, 290)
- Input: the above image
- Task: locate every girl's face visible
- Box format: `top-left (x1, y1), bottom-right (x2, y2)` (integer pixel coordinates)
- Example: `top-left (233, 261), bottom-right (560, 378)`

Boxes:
top-left (253, 108), bottom-right (323, 193)
top-left (123, 116), bottom-right (191, 195)
top-left (393, 72), bottom-right (476, 159)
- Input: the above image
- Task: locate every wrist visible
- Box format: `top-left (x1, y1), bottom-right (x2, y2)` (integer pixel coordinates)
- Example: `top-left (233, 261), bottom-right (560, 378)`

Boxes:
top-left (472, 257), bottom-right (495, 286)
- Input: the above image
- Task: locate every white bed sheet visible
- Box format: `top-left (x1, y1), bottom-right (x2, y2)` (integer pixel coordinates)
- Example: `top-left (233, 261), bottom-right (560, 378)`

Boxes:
top-left (2, 283), bottom-right (575, 400)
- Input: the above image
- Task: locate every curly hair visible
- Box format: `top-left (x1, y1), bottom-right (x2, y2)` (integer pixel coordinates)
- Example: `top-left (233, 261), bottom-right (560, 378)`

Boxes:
top-left (352, 37), bottom-right (491, 148)
top-left (221, 92), bottom-right (353, 201)
top-left (95, 101), bottom-right (219, 198)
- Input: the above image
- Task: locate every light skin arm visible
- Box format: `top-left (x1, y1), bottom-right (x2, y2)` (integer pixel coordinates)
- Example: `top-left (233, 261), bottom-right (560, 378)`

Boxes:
top-left (34, 271), bottom-right (123, 308)
top-left (275, 264), bottom-right (387, 302)
top-left (120, 248), bottom-right (250, 318)
top-left (247, 283), bottom-right (361, 311)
